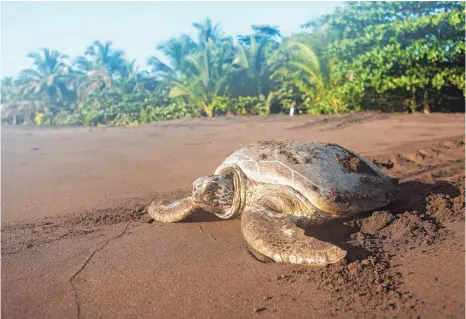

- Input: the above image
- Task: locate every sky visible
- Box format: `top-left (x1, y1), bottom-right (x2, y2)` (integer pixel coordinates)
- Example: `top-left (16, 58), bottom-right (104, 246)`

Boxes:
top-left (1, 1), bottom-right (342, 77)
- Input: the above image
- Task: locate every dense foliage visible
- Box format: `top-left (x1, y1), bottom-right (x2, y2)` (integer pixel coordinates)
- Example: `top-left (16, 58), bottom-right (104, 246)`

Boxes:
top-left (2, 2), bottom-right (464, 126)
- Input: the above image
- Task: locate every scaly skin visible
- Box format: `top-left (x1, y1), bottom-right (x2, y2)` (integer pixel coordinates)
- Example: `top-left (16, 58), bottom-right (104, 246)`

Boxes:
top-left (241, 206), bottom-right (346, 265)
top-left (240, 183), bottom-right (345, 265)
top-left (147, 197), bottom-right (196, 223)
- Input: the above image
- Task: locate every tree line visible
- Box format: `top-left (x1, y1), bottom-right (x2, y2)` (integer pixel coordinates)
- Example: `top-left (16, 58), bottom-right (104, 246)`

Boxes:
top-left (1, 1), bottom-right (464, 126)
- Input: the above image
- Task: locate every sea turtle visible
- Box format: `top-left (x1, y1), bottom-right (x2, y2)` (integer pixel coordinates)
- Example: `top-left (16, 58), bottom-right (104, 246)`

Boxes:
top-left (148, 140), bottom-right (398, 266)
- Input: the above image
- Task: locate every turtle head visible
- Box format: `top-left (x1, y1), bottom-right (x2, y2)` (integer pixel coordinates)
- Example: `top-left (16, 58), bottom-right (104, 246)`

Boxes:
top-left (192, 174), bottom-right (234, 214)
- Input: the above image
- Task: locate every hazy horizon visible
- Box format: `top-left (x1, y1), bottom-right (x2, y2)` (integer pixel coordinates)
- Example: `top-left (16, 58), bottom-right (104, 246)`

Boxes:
top-left (1, 1), bottom-right (342, 77)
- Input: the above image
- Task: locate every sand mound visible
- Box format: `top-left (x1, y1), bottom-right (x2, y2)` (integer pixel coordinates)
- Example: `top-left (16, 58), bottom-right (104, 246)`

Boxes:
top-left (267, 138), bottom-right (465, 317)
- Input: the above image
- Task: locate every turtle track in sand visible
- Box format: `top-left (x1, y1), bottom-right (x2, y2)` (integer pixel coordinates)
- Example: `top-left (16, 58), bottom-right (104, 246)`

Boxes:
top-left (0, 189), bottom-right (189, 255)
top-left (285, 112), bottom-right (391, 132)
top-left (1, 200), bottom-right (149, 256)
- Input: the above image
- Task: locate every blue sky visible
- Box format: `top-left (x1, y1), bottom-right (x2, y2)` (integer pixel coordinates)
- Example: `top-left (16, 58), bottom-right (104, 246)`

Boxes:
top-left (1, 1), bottom-right (342, 77)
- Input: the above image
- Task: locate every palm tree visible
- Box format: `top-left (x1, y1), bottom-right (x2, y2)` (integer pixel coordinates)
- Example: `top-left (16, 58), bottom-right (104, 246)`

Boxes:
top-left (193, 18), bottom-right (221, 47)
top-left (237, 25), bottom-right (281, 47)
top-left (169, 40), bottom-right (234, 117)
top-left (74, 41), bottom-right (126, 104)
top-left (118, 60), bottom-right (157, 95)
top-left (148, 23), bottom-right (234, 117)
top-left (20, 48), bottom-right (75, 123)
top-left (78, 40), bottom-right (125, 76)
top-left (232, 36), bottom-right (271, 96)
top-left (272, 37), bottom-right (343, 113)
top-left (1, 77), bottom-right (16, 104)
top-left (148, 34), bottom-right (198, 80)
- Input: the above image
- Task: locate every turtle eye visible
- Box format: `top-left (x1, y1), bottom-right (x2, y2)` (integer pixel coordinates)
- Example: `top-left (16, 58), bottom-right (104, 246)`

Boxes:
top-left (193, 179), bottom-right (203, 191)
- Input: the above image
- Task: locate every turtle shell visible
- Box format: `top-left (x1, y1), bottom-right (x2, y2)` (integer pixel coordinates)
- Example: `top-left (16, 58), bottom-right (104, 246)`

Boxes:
top-left (214, 140), bottom-right (397, 215)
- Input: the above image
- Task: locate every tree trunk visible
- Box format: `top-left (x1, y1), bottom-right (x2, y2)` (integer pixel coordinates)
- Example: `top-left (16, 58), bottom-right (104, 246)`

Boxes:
top-left (423, 90), bottom-right (431, 114)
top-left (410, 88), bottom-right (417, 113)
top-left (49, 93), bottom-right (55, 125)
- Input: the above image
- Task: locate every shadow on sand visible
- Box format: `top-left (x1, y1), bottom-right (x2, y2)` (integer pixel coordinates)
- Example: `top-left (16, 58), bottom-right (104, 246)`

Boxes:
top-left (163, 180), bottom-right (460, 264)
top-left (304, 180), bottom-right (460, 263)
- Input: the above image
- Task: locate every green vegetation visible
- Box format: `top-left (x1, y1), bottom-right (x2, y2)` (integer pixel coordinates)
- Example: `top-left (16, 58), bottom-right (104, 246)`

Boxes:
top-left (2, 2), bottom-right (464, 126)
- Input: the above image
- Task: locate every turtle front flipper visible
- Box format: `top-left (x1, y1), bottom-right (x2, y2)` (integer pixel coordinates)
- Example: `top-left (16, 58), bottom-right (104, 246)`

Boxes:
top-left (241, 206), bottom-right (347, 266)
top-left (148, 197), bottom-right (197, 223)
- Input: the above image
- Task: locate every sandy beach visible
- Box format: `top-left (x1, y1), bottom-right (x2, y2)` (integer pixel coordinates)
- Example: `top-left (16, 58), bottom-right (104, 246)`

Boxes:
top-left (2, 112), bottom-right (465, 318)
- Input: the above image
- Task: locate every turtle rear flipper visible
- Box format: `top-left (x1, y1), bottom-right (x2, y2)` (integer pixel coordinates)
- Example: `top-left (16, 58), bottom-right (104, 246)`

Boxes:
top-left (247, 246), bottom-right (274, 263)
top-left (241, 206), bottom-right (347, 265)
